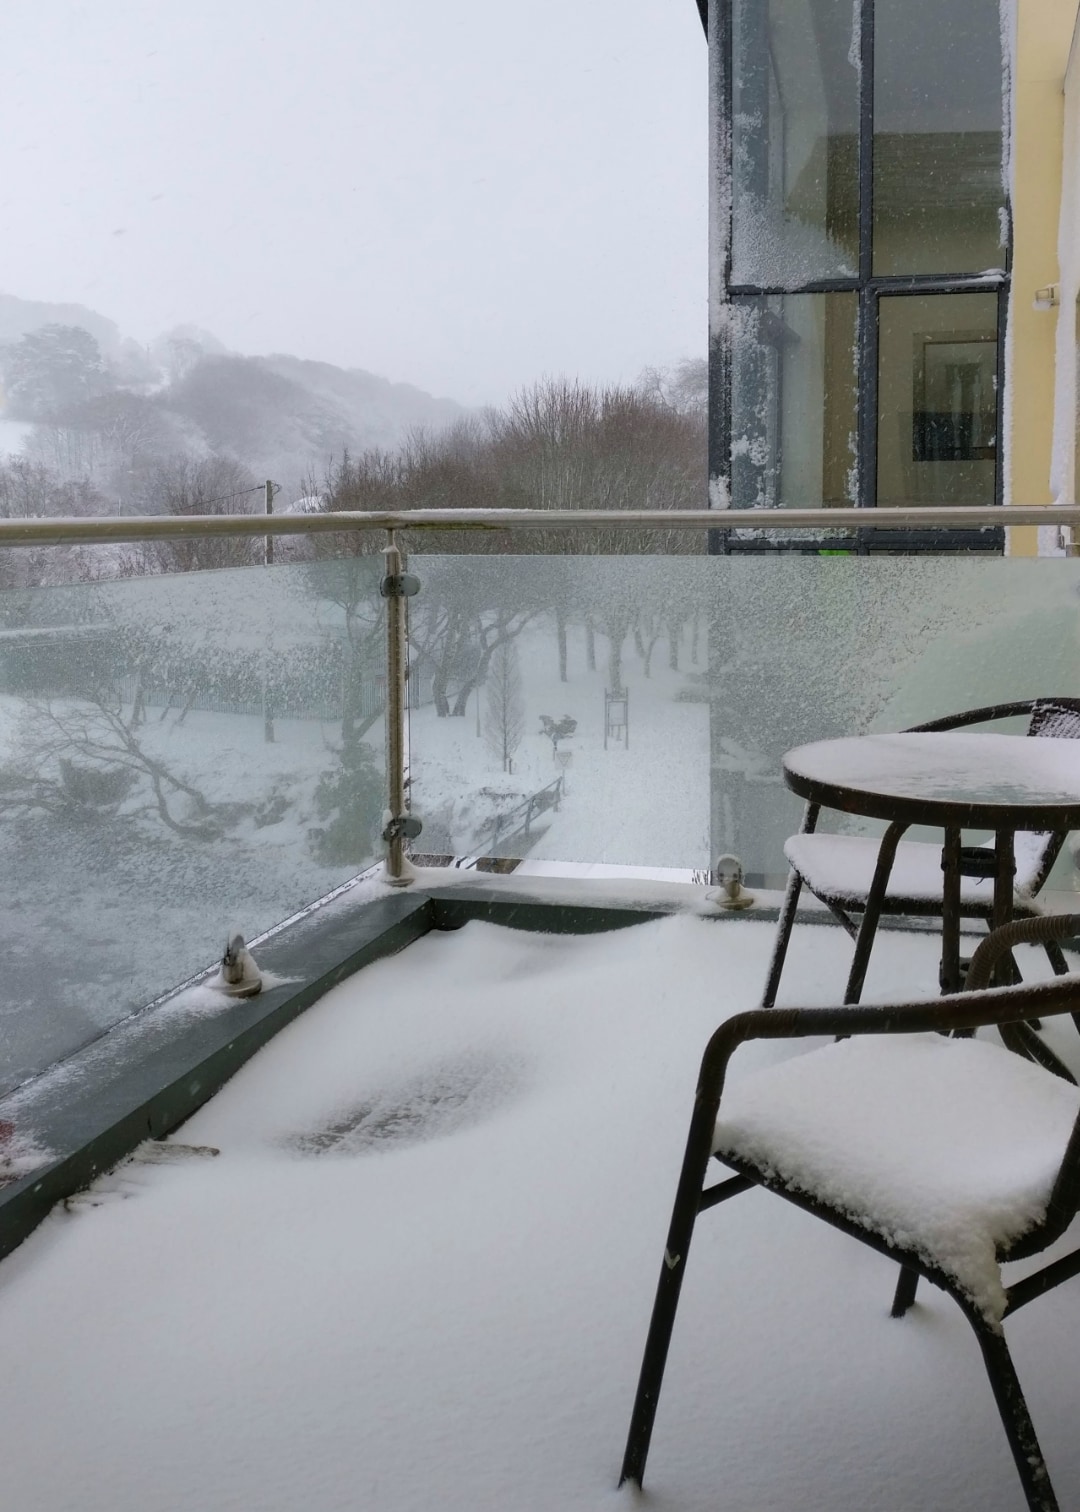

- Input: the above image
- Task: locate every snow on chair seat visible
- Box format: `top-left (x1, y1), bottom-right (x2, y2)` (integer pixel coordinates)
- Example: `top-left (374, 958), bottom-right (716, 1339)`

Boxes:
top-left (714, 1032), bottom-right (1080, 1324)
top-left (783, 831), bottom-right (1046, 908)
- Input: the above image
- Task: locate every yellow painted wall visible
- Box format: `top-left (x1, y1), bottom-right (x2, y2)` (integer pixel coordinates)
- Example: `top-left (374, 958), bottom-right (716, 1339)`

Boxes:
top-left (1008, 0), bottom-right (1077, 554)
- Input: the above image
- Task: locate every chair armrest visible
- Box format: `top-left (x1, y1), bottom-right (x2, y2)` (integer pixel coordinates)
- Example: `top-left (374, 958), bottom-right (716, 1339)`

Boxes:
top-left (966, 912), bottom-right (1080, 989)
top-left (696, 914), bottom-right (1080, 1113)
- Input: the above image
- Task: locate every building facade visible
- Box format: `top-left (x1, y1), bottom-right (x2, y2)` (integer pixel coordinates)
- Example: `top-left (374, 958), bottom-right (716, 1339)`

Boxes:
top-left (704, 0), bottom-right (1080, 553)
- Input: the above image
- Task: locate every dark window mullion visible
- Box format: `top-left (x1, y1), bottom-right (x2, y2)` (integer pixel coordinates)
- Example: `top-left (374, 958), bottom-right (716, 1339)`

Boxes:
top-left (709, 0), bottom-right (735, 554)
top-left (729, 277), bottom-right (1007, 301)
top-left (857, 287), bottom-right (879, 515)
top-left (867, 274), bottom-right (1008, 295)
top-left (728, 280), bottom-right (860, 297)
top-left (995, 280), bottom-right (1008, 508)
top-left (856, 0), bottom-right (875, 514)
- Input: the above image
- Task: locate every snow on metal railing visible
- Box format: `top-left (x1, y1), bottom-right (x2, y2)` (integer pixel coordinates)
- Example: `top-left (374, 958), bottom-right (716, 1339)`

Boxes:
top-left (0, 503), bottom-right (1077, 546)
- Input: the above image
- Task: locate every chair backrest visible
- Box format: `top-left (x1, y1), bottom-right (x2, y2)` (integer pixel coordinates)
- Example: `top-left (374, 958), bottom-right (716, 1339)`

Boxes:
top-left (1022, 699), bottom-right (1080, 893)
top-left (906, 698), bottom-right (1080, 893)
top-left (1026, 698), bottom-right (1080, 741)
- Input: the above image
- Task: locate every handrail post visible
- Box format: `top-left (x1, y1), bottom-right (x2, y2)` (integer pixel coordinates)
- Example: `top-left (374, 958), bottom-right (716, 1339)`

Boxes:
top-left (381, 530), bottom-right (418, 886)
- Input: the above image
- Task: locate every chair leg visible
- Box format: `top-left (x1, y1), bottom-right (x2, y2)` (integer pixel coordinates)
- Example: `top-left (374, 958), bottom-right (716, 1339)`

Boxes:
top-left (1000, 1022), bottom-right (1077, 1084)
top-left (891, 1265), bottom-right (919, 1318)
top-left (761, 867), bottom-right (803, 1008)
top-left (972, 1318), bottom-right (1059, 1512)
top-left (761, 803), bottom-right (819, 1008)
top-left (1044, 938), bottom-right (1070, 977)
top-left (844, 821), bottom-right (908, 1005)
top-left (1051, 922), bottom-right (1080, 1039)
top-left (620, 1105), bottom-right (717, 1488)
top-left (940, 827), bottom-right (964, 994)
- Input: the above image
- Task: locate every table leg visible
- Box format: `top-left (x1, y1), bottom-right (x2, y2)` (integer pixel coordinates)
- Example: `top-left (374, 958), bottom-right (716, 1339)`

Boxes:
top-left (844, 820), bottom-right (907, 1005)
top-left (992, 829), bottom-right (1018, 987)
top-left (993, 829), bottom-right (1015, 930)
top-left (940, 827), bottom-right (962, 994)
top-left (984, 831), bottom-right (1073, 1075)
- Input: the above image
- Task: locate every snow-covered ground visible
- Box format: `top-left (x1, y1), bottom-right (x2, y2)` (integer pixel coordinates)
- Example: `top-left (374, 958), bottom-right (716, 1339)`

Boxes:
top-left (0, 912), bottom-right (1077, 1511)
top-left (410, 619), bottom-right (710, 870)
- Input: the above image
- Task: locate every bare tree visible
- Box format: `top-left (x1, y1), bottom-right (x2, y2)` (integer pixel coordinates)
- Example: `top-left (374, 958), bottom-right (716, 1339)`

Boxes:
top-left (484, 641), bottom-right (525, 772)
top-left (635, 606), bottom-right (665, 678)
top-left (637, 357), bottom-right (708, 418)
top-left (0, 456), bottom-right (109, 593)
top-left (0, 325), bottom-right (113, 420)
top-left (132, 455), bottom-right (261, 573)
top-left (3, 695), bottom-right (235, 840)
top-left (410, 561), bottom-right (543, 718)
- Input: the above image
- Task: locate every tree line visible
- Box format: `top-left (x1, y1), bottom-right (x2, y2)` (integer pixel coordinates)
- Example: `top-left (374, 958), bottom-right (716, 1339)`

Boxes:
top-left (306, 371), bottom-right (707, 558)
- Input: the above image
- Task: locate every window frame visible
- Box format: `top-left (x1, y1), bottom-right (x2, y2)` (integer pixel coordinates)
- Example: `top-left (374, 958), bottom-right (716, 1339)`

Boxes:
top-left (708, 0), bottom-right (1010, 554)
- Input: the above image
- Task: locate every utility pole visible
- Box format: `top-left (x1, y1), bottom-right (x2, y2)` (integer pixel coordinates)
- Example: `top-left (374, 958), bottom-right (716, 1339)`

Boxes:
top-left (264, 478), bottom-right (274, 566)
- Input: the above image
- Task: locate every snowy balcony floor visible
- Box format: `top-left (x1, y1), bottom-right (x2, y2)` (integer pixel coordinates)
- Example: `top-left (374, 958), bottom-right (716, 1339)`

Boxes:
top-left (0, 910), bottom-right (1078, 1511)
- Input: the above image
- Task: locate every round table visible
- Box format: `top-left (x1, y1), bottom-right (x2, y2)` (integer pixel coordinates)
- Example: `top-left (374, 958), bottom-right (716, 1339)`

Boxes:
top-left (781, 732), bottom-right (1080, 998)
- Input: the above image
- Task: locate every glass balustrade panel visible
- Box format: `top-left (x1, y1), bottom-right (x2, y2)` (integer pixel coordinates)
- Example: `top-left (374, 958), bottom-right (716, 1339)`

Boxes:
top-left (0, 553), bottom-right (383, 1094)
top-left (406, 552), bottom-right (1080, 895)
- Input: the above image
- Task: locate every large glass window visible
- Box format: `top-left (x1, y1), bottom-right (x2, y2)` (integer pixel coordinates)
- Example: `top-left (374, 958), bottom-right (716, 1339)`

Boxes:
top-left (716, 0), bottom-right (1008, 531)
top-left (731, 294), bottom-right (858, 508)
top-left (873, 0), bottom-right (1006, 275)
top-left (731, 0), bottom-right (860, 286)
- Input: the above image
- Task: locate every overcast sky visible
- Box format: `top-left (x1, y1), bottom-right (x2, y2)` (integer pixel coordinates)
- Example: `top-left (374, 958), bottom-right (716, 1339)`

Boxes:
top-left (0, 1), bottom-right (706, 407)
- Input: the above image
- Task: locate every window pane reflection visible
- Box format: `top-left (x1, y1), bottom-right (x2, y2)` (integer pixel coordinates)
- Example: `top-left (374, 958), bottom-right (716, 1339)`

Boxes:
top-left (730, 293), bottom-right (858, 508)
top-left (873, 0), bottom-right (1005, 275)
top-left (731, 0), bottom-right (860, 286)
top-left (876, 292), bottom-right (998, 506)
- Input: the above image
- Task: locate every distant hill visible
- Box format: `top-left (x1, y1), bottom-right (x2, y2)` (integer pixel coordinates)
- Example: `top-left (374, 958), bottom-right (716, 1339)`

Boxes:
top-left (162, 351), bottom-right (465, 487)
top-left (264, 353), bottom-right (463, 451)
top-left (0, 293), bottom-right (125, 358)
top-left (0, 292), bottom-right (467, 492)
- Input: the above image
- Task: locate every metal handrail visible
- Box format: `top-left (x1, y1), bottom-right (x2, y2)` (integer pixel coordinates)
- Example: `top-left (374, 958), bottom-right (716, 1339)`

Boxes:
top-left (0, 503), bottom-right (1076, 546)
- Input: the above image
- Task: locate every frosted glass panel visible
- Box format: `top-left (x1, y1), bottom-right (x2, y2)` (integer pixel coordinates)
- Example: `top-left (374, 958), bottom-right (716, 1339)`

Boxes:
top-left (408, 556), bottom-right (711, 873)
top-left (0, 557), bottom-right (383, 1094)
top-left (408, 554), bottom-right (1080, 893)
top-left (705, 555), bottom-right (1080, 885)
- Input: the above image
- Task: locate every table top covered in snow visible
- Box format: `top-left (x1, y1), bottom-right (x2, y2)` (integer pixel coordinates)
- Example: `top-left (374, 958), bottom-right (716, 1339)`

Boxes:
top-left (782, 732), bottom-right (1080, 830)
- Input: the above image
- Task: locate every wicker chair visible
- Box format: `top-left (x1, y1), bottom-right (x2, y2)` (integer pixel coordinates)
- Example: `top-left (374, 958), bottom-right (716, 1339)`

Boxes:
top-left (762, 698), bottom-right (1080, 1007)
top-left (621, 914), bottom-right (1080, 1512)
